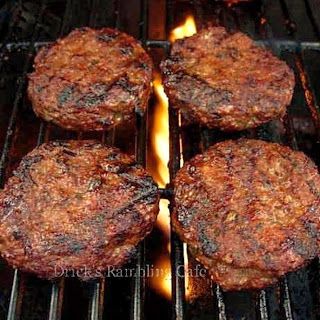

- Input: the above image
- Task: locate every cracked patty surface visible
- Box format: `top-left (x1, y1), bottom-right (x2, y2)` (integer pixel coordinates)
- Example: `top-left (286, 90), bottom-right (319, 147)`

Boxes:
top-left (28, 27), bottom-right (153, 131)
top-left (0, 140), bottom-right (159, 279)
top-left (173, 139), bottom-right (320, 290)
top-left (161, 27), bottom-right (295, 131)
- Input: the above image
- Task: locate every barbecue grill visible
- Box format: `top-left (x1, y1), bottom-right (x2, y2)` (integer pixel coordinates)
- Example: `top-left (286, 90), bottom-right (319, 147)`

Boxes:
top-left (0, 0), bottom-right (320, 319)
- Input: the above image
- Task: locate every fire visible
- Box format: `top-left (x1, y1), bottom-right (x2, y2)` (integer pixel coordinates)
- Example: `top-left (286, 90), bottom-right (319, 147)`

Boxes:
top-left (152, 74), bottom-right (170, 189)
top-left (149, 15), bottom-right (197, 301)
top-left (157, 199), bottom-right (170, 235)
top-left (169, 16), bottom-right (197, 42)
top-left (150, 256), bottom-right (172, 300)
top-left (149, 74), bottom-right (171, 299)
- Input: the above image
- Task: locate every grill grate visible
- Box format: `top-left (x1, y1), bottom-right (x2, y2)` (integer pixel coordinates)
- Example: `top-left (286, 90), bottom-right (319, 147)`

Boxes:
top-left (0, 1), bottom-right (320, 319)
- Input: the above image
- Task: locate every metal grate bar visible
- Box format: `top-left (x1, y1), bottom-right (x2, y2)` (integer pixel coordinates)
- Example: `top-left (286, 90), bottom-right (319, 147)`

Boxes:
top-left (281, 5), bottom-right (320, 319)
top-left (42, 1), bottom-right (76, 318)
top-left (88, 279), bottom-right (105, 320)
top-left (295, 54), bottom-right (320, 133)
top-left (278, 0), bottom-right (296, 35)
top-left (83, 3), bottom-right (109, 319)
top-left (3, 39), bottom-right (320, 52)
top-left (0, 3), bottom-right (23, 69)
top-left (199, 128), bottom-right (227, 319)
top-left (211, 283), bottom-right (226, 320)
top-left (165, 2), bottom-right (188, 319)
top-left (130, 1), bottom-right (149, 319)
top-left (303, 0), bottom-right (320, 39)
top-left (6, 270), bottom-right (24, 320)
top-left (130, 111), bottom-right (147, 320)
top-left (48, 279), bottom-right (65, 320)
top-left (0, 1), bottom-right (47, 187)
top-left (279, 279), bottom-right (294, 320)
top-left (115, 0), bottom-right (121, 30)
top-left (169, 108), bottom-right (186, 320)
top-left (130, 241), bottom-right (146, 320)
top-left (59, 0), bottom-right (74, 36)
top-left (1, 3), bottom-right (47, 319)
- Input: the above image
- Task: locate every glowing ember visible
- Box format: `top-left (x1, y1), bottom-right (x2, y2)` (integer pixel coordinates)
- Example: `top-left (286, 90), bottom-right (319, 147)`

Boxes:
top-left (169, 16), bottom-right (197, 42)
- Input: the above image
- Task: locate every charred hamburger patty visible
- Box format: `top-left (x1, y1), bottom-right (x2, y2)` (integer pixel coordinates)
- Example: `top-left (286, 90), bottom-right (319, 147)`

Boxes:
top-left (28, 27), bottom-right (153, 131)
top-left (161, 27), bottom-right (295, 131)
top-left (0, 140), bottom-right (159, 279)
top-left (173, 139), bottom-right (320, 290)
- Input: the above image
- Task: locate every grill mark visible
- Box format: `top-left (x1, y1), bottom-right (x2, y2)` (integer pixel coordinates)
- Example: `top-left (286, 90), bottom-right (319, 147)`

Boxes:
top-left (45, 235), bottom-right (85, 255)
top-left (10, 227), bottom-right (33, 257)
top-left (196, 147), bottom-right (235, 256)
top-left (87, 186), bottom-right (157, 228)
top-left (224, 146), bottom-right (236, 224)
top-left (75, 76), bottom-right (138, 109)
top-left (57, 86), bottom-right (74, 106)
top-left (102, 161), bottom-right (155, 189)
top-left (245, 144), bottom-right (259, 219)
top-left (56, 68), bottom-right (139, 110)
top-left (169, 72), bottom-right (233, 113)
top-left (89, 187), bottom-right (156, 252)
top-left (277, 150), bottom-right (309, 210)
top-left (62, 149), bottom-right (77, 157)
top-left (119, 172), bottom-right (155, 190)
top-left (13, 154), bottom-right (43, 184)
top-left (96, 33), bottom-right (118, 42)
top-left (235, 143), bottom-right (267, 255)
top-left (198, 221), bottom-right (218, 257)
top-left (112, 187), bottom-right (158, 217)
top-left (276, 149), bottom-right (318, 259)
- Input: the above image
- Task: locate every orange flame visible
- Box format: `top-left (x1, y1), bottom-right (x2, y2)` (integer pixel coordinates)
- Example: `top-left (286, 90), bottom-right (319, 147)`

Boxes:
top-left (150, 256), bottom-right (172, 300)
top-left (149, 15), bottom-right (197, 301)
top-left (150, 74), bottom-right (171, 299)
top-left (152, 74), bottom-right (170, 189)
top-left (169, 15), bottom-right (197, 42)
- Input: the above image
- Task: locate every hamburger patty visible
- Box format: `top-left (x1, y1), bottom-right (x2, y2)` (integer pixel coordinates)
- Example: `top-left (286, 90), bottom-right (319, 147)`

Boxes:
top-left (28, 27), bottom-right (153, 131)
top-left (161, 27), bottom-right (295, 131)
top-left (173, 139), bottom-right (320, 290)
top-left (0, 140), bottom-right (159, 279)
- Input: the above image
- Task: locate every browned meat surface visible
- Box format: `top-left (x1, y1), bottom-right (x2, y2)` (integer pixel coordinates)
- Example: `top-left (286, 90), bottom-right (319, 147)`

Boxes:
top-left (173, 139), bottom-right (320, 290)
top-left (28, 27), bottom-right (153, 131)
top-left (161, 27), bottom-right (295, 131)
top-left (0, 140), bottom-right (159, 279)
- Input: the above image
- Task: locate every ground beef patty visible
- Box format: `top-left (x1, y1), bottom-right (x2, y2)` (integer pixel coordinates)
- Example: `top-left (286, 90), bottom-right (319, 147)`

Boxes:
top-left (28, 27), bottom-right (153, 131)
top-left (161, 27), bottom-right (295, 131)
top-left (0, 140), bottom-right (159, 279)
top-left (173, 139), bottom-right (320, 290)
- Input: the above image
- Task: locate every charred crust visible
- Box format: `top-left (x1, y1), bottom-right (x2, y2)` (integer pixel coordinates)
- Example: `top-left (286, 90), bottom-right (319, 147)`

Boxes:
top-left (62, 148), bottom-right (77, 157)
top-left (58, 86), bottom-right (74, 106)
top-left (0, 141), bottom-right (159, 279)
top-left (120, 45), bottom-right (134, 55)
top-left (173, 139), bottom-right (320, 290)
top-left (28, 27), bottom-right (153, 131)
top-left (161, 27), bottom-right (295, 131)
top-left (198, 223), bottom-right (219, 257)
top-left (96, 32), bottom-right (118, 42)
top-left (13, 154), bottom-right (43, 180)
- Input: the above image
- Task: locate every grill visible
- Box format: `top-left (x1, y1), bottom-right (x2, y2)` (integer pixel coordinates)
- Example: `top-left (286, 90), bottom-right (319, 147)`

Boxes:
top-left (0, 0), bottom-right (320, 319)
